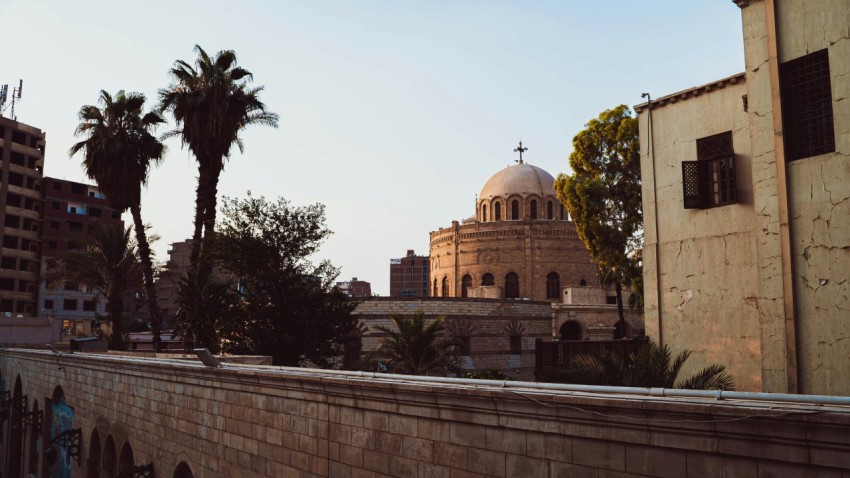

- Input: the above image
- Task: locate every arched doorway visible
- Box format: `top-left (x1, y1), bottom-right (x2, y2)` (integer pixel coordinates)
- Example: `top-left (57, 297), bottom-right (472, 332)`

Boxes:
top-left (86, 429), bottom-right (101, 478)
top-left (560, 320), bottom-right (582, 340)
top-left (173, 461), bottom-right (195, 478)
top-left (102, 435), bottom-right (117, 478)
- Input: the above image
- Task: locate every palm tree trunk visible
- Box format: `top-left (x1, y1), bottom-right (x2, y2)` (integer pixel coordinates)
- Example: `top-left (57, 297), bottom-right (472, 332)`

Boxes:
top-left (189, 164), bottom-right (210, 273)
top-left (130, 204), bottom-right (163, 351)
top-left (199, 164), bottom-right (223, 275)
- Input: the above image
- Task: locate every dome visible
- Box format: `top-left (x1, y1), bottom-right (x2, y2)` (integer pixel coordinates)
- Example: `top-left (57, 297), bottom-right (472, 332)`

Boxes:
top-left (479, 163), bottom-right (557, 200)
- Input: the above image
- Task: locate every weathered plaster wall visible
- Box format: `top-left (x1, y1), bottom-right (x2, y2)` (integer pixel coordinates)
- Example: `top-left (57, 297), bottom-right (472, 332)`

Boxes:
top-left (3, 350), bottom-right (850, 478)
top-left (773, 0), bottom-right (850, 396)
top-left (639, 80), bottom-right (767, 391)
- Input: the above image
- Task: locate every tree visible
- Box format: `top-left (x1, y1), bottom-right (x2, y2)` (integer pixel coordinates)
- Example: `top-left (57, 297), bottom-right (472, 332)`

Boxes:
top-left (205, 193), bottom-right (357, 366)
top-left (556, 341), bottom-right (735, 390)
top-left (70, 90), bottom-right (166, 349)
top-left (159, 46), bottom-right (279, 277)
top-left (555, 105), bottom-right (642, 326)
top-left (45, 225), bottom-right (141, 350)
top-left (374, 312), bottom-right (460, 376)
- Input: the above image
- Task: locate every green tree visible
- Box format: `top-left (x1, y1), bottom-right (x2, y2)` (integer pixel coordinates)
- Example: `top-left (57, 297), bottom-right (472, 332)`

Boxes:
top-left (69, 90), bottom-right (166, 349)
top-left (557, 341), bottom-right (735, 390)
top-left (555, 105), bottom-right (642, 327)
top-left (208, 193), bottom-right (357, 366)
top-left (45, 225), bottom-right (141, 350)
top-left (374, 312), bottom-right (460, 376)
top-left (159, 45), bottom-right (279, 276)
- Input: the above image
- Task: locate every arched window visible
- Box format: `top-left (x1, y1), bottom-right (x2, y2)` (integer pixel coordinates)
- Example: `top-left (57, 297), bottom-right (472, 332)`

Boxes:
top-left (511, 200), bottom-right (519, 220)
top-left (481, 273), bottom-right (494, 286)
top-left (461, 275), bottom-right (472, 298)
top-left (546, 272), bottom-right (561, 299)
top-left (173, 462), bottom-right (195, 478)
top-left (433, 279), bottom-right (437, 297)
top-left (86, 428), bottom-right (100, 478)
top-left (482, 205), bottom-right (487, 222)
top-left (495, 202), bottom-right (501, 221)
top-left (547, 201), bottom-right (553, 220)
top-left (504, 272), bottom-right (520, 299)
top-left (103, 436), bottom-right (117, 478)
top-left (530, 200), bottom-right (537, 219)
top-left (119, 442), bottom-right (135, 474)
top-left (441, 277), bottom-right (449, 297)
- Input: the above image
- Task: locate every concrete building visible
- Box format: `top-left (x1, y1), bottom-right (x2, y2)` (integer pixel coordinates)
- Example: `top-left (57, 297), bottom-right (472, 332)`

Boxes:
top-left (636, 0), bottom-right (850, 394)
top-left (39, 178), bottom-right (122, 335)
top-left (0, 117), bottom-right (44, 317)
top-left (429, 159), bottom-right (597, 301)
top-left (335, 277), bottom-right (372, 298)
top-left (389, 249), bottom-right (429, 298)
top-left (155, 239), bottom-right (193, 322)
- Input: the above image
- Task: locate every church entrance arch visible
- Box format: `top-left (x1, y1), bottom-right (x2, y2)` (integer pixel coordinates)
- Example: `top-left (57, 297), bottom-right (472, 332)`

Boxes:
top-left (560, 320), bottom-right (582, 340)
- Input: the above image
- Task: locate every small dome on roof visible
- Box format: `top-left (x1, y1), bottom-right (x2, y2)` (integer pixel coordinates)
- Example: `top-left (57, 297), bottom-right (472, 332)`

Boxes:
top-left (479, 163), bottom-right (557, 200)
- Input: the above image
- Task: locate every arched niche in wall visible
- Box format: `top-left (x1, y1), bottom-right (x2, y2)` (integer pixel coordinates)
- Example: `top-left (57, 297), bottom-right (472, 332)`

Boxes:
top-left (119, 441), bottom-right (135, 474)
top-left (173, 461), bottom-right (195, 478)
top-left (86, 429), bottom-right (101, 478)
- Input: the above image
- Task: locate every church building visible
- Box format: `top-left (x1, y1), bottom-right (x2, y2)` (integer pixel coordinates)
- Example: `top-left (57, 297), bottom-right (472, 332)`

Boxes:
top-left (429, 148), bottom-right (597, 302)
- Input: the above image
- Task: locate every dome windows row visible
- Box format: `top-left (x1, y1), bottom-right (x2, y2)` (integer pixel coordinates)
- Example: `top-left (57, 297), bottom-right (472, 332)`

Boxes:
top-left (433, 271), bottom-right (571, 300)
top-left (479, 197), bottom-right (567, 223)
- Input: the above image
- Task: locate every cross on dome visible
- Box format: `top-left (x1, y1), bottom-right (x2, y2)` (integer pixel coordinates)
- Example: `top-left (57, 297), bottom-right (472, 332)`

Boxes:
top-left (513, 141), bottom-right (528, 164)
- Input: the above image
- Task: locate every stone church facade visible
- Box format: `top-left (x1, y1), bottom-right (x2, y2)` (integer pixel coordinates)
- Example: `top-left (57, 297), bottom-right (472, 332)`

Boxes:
top-left (429, 160), bottom-right (597, 302)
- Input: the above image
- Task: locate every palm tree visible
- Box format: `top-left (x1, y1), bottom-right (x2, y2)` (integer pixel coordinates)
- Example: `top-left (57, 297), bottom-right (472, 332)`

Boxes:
top-left (45, 225), bottom-right (141, 350)
top-left (70, 90), bottom-right (166, 349)
top-left (563, 341), bottom-right (735, 390)
top-left (159, 45), bottom-right (279, 275)
top-left (374, 312), bottom-right (460, 376)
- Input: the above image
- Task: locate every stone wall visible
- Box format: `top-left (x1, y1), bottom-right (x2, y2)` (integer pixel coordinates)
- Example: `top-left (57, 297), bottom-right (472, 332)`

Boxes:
top-left (0, 317), bottom-right (62, 346)
top-left (2, 349), bottom-right (850, 478)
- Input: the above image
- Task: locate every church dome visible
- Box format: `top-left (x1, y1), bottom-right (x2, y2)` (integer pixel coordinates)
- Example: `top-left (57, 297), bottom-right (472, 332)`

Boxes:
top-left (479, 163), bottom-right (557, 200)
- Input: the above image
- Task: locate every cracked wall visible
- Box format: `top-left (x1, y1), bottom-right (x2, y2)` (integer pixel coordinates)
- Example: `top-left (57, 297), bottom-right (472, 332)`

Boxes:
top-left (777, 0), bottom-right (850, 395)
top-left (639, 80), bottom-right (766, 391)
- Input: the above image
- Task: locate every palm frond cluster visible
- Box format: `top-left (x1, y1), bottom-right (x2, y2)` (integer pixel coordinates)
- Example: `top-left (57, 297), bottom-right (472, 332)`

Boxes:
top-left (368, 312), bottom-right (461, 376)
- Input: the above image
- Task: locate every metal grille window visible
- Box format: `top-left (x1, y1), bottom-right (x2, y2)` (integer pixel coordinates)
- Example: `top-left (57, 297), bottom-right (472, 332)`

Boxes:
top-left (780, 49), bottom-right (835, 161)
top-left (683, 131), bottom-right (737, 209)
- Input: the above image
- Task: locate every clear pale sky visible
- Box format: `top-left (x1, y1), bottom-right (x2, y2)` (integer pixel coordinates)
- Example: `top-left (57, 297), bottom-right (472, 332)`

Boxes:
top-left (1, 1), bottom-right (744, 295)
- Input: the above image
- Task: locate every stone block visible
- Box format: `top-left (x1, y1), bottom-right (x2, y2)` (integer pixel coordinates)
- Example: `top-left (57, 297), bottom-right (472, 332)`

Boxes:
top-left (389, 455), bottom-right (418, 477)
top-left (549, 462), bottom-right (599, 478)
top-left (403, 436), bottom-right (435, 462)
top-left (450, 423), bottom-right (486, 447)
top-left (506, 454), bottom-right (547, 477)
top-left (375, 431), bottom-right (404, 456)
top-left (363, 450), bottom-right (391, 474)
top-left (686, 451), bottom-right (757, 478)
top-left (434, 442), bottom-right (468, 468)
top-left (526, 431), bottom-right (572, 462)
top-left (485, 428), bottom-right (527, 455)
top-left (390, 414), bottom-right (419, 436)
top-left (467, 448), bottom-right (506, 478)
top-left (572, 438), bottom-right (625, 471)
top-left (340, 444), bottom-right (364, 467)
top-left (625, 444), bottom-right (686, 478)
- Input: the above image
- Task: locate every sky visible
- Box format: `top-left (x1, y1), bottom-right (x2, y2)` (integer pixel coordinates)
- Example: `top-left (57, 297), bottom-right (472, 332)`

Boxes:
top-left (0, 1), bottom-right (745, 295)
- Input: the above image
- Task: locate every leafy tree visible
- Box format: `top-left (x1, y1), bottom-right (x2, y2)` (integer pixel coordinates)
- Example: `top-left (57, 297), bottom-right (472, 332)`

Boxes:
top-left (159, 45), bottom-right (279, 277)
top-left (555, 105), bottom-right (642, 327)
top-left (555, 341), bottom-right (735, 390)
top-left (69, 90), bottom-right (166, 349)
top-left (374, 312), bottom-right (460, 376)
top-left (205, 193), bottom-right (357, 366)
top-left (45, 225), bottom-right (141, 350)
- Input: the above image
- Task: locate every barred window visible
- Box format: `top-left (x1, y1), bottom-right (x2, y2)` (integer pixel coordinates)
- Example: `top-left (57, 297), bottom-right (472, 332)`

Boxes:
top-left (683, 131), bottom-right (737, 209)
top-left (780, 49), bottom-right (835, 161)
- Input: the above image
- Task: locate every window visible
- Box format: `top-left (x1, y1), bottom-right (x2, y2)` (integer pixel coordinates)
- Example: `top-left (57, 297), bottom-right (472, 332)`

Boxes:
top-left (482, 205), bottom-right (487, 222)
top-left (11, 131), bottom-right (27, 145)
top-left (461, 275), bottom-right (472, 298)
top-left (7, 172), bottom-right (24, 187)
top-left (2, 236), bottom-right (17, 248)
top-left (52, 201), bottom-right (60, 210)
top-left (53, 182), bottom-right (62, 191)
top-left (505, 272), bottom-right (520, 299)
top-left (69, 221), bottom-right (83, 233)
top-left (683, 131), bottom-right (737, 209)
top-left (63, 299), bottom-right (78, 310)
top-left (44, 300), bottom-right (54, 310)
top-left (780, 49), bottom-right (835, 161)
top-left (482, 273), bottom-right (494, 286)
top-left (89, 208), bottom-right (102, 218)
top-left (510, 335), bottom-right (522, 354)
top-left (530, 200), bottom-right (537, 220)
top-left (560, 205), bottom-right (566, 220)
top-left (547, 201), bottom-right (553, 220)
top-left (1, 257), bottom-right (15, 269)
top-left (511, 200), bottom-right (519, 220)
top-left (433, 279), bottom-right (437, 297)
top-left (83, 300), bottom-right (96, 312)
top-left (50, 221), bottom-right (59, 229)
top-left (4, 215), bottom-right (20, 228)
top-left (0, 278), bottom-right (15, 291)
top-left (441, 277), bottom-right (449, 297)
top-left (71, 183), bottom-right (85, 195)
top-left (546, 272), bottom-right (560, 299)
top-left (494, 202), bottom-right (501, 221)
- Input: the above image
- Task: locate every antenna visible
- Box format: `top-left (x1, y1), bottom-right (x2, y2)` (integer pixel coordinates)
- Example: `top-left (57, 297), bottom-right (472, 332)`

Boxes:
top-left (0, 80), bottom-right (23, 119)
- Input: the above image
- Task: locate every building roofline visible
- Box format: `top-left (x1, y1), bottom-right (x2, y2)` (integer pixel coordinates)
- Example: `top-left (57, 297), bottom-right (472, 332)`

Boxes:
top-left (633, 72), bottom-right (746, 113)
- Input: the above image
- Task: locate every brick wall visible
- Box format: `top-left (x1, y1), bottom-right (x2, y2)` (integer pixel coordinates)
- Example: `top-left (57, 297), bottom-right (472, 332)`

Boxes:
top-left (2, 350), bottom-right (849, 477)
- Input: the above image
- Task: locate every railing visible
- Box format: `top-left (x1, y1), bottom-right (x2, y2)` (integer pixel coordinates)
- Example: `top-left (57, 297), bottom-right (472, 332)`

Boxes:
top-left (534, 337), bottom-right (648, 381)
